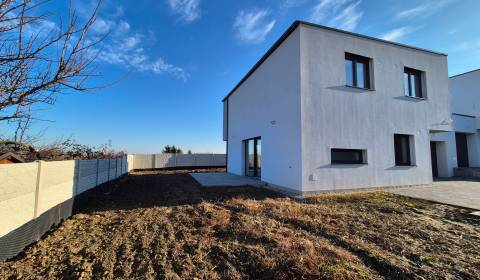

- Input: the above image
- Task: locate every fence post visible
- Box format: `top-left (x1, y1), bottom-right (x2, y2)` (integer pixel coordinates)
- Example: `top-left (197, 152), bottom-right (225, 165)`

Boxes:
top-left (152, 154), bottom-right (156, 169)
top-left (74, 159), bottom-right (80, 195)
top-left (133, 154), bottom-right (136, 171)
top-left (95, 158), bottom-right (100, 186)
top-left (107, 158), bottom-right (111, 181)
top-left (33, 160), bottom-right (44, 218)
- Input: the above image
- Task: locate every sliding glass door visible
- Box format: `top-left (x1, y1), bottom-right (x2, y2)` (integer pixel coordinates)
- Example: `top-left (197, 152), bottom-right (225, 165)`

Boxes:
top-left (244, 137), bottom-right (261, 178)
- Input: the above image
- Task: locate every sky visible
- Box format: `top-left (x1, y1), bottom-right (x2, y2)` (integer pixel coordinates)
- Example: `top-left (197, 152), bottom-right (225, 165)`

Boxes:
top-left (3, 0), bottom-right (480, 153)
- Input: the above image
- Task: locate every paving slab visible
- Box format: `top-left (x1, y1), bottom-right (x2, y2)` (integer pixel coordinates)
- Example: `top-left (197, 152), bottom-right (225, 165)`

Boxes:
top-left (189, 172), bottom-right (265, 188)
top-left (387, 180), bottom-right (480, 210)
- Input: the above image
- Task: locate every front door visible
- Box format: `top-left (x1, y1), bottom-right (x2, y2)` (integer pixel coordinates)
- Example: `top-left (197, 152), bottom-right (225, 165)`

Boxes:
top-left (430, 142), bottom-right (438, 178)
top-left (245, 137), bottom-right (261, 178)
top-left (455, 133), bottom-right (469, 167)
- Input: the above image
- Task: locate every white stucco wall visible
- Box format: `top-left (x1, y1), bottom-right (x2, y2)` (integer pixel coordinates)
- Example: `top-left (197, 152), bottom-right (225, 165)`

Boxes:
top-left (226, 28), bottom-right (303, 192)
top-left (449, 69), bottom-right (480, 167)
top-left (299, 24), bottom-right (452, 191)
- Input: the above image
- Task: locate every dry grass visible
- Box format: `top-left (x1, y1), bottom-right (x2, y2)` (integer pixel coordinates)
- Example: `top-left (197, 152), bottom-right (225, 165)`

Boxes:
top-left (1, 170), bottom-right (479, 279)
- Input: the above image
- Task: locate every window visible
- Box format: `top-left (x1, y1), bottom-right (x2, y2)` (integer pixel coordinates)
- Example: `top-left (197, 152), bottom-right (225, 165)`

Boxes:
top-left (394, 134), bottom-right (413, 166)
top-left (404, 68), bottom-right (423, 98)
top-left (345, 53), bottom-right (371, 89)
top-left (331, 149), bottom-right (365, 164)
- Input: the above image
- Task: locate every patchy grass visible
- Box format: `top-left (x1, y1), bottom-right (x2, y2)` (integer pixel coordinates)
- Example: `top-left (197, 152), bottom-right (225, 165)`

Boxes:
top-left (1, 170), bottom-right (479, 279)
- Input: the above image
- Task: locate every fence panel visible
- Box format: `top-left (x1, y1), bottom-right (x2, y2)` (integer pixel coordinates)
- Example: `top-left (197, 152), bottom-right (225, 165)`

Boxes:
top-left (108, 159), bottom-right (117, 180)
top-left (130, 153), bottom-right (226, 170)
top-left (195, 154), bottom-right (213, 166)
top-left (97, 159), bottom-right (109, 184)
top-left (154, 154), bottom-right (175, 168)
top-left (175, 154), bottom-right (195, 167)
top-left (213, 154), bottom-right (227, 166)
top-left (37, 161), bottom-right (76, 216)
top-left (133, 154), bottom-right (153, 169)
top-left (0, 163), bottom-right (38, 237)
top-left (77, 159), bottom-right (97, 194)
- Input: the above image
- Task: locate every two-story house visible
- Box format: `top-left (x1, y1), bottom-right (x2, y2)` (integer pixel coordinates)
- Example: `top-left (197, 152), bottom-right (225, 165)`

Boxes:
top-left (223, 21), bottom-right (452, 195)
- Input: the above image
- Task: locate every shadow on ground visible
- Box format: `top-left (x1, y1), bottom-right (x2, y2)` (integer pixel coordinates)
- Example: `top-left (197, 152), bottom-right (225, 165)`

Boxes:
top-left (73, 170), bottom-right (286, 214)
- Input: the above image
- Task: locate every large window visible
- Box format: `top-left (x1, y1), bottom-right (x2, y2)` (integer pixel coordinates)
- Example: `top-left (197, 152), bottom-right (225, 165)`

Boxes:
top-left (345, 53), bottom-right (371, 89)
top-left (244, 137), bottom-right (261, 177)
top-left (394, 134), bottom-right (413, 166)
top-left (404, 68), bottom-right (423, 98)
top-left (331, 149), bottom-right (365, 164)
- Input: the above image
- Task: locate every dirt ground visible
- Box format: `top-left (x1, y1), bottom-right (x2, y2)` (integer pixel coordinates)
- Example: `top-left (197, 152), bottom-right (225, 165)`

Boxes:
top-left (1, 170), bottom-right (479, 280)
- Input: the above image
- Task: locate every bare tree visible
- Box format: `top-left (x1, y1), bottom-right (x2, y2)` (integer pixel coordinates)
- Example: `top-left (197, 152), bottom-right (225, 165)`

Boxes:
top-left (0, 0), bottom-right (103, 123)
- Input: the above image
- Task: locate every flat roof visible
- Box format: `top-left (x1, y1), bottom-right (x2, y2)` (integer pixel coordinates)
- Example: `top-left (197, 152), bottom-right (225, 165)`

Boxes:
top-left (223, 20), bottom-right (447, 102)
top-left (449, 68), bottom-right (480, 79)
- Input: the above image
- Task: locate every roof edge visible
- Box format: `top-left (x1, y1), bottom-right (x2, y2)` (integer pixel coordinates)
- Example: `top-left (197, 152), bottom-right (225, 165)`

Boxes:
top-left (449, 68), bottom-right (480, 79)
top-left (222, 21), bottom-right (301, 102)
top-left (298, 21), bottom-right (447, 56)
top-left (222, 20), bottom-right (447, 102)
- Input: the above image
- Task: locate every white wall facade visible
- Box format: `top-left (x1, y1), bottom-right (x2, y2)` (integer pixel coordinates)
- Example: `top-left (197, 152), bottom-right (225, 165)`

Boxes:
top-left (449, 69), bottom-right (480, 167)
top-left (226, 28), bottom-right (303, 193)
top-left (225, 23), bottom-right (452, 194)
top-left (299, 24), bottom-right (451, 191)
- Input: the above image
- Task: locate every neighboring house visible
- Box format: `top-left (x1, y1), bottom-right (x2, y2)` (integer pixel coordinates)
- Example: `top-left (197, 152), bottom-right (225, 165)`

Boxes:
top-left (223, 21), bottom-right (452, 195)
top-left (0, 152), bottom-right (25, 164)
top-left (448, 69), bottom-right (480, 172)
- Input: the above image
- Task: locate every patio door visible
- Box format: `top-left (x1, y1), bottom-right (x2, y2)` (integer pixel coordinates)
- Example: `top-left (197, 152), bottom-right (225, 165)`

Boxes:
top-left (245, 137), bottom-right (261, 178)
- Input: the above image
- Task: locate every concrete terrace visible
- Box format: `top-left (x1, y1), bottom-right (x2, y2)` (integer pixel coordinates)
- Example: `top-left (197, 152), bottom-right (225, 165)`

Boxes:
top-left (387, 180), bottom-right (480, 210)
top-left (189, 172), bottom-right (265, 188)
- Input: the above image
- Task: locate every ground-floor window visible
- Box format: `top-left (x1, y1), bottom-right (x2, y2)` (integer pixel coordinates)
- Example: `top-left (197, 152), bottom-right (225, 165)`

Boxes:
top-left (394, 134), bottom-right (414, 166)
top-left (331, 149), bottom-right (366, 164)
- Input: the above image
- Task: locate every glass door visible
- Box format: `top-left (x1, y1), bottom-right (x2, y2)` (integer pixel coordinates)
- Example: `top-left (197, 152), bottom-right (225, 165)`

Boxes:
top-left (256, 139), bottom-right (261, 177)
top-left (244, 137), bottom-right (261, 178)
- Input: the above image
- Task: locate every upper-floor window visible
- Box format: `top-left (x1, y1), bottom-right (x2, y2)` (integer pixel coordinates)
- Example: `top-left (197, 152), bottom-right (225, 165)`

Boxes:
top-left (345, 53), bottom-right (371, 89)
top-left (404, 67), bottom-right (424, 98)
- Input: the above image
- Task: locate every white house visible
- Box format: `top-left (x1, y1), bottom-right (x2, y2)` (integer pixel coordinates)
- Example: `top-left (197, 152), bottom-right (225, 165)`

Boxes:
top-left (445, 69), bottom-right (480, 175)
top-left (223, 21), bottom-right (453, 195)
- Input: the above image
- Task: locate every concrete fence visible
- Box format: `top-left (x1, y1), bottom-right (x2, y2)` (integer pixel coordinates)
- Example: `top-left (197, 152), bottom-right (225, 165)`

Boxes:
top-left (0, 153), bottom-right (226, 260)
top-left (0, 156), bottom-right (128, 260)
top-left (128, 153), bottom-right (226, 170)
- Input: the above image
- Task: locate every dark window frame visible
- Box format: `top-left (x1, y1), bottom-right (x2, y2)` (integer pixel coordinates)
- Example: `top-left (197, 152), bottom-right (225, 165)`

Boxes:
top-left (404, 67), bottom-right (423, 98)
top-left (345, 53), bottom-right (371, 89)
top-left (244, 136), bottom-right (261, 177)
top-left (331, 148), bottom-right (366, 164)
top-left (394, 134), bottom-right (413, 166)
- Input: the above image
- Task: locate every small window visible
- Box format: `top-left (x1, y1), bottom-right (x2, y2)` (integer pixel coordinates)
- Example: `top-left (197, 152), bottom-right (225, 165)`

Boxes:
top-left (345, 53), bottom-right (371, 89)
top-left (331, 149), bottom-right (365, 164)
top-left (404, 68), bottom-right (423, 98)
top-left (394, 134), bottom-right (413, 166)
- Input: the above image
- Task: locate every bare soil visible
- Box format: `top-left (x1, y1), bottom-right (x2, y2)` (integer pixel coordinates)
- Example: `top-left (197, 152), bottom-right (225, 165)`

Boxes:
top-left (1, 170), bottom-right (479, 279)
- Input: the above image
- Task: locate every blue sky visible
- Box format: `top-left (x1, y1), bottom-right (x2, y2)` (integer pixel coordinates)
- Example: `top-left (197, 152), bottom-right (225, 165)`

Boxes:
top-left (6, 0), bottom-right (480, 153)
